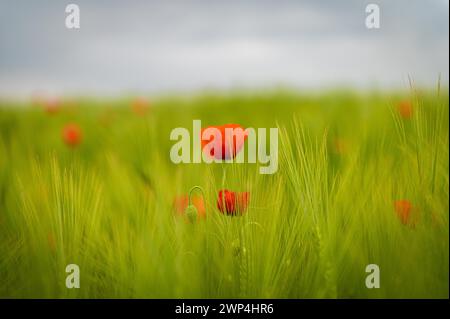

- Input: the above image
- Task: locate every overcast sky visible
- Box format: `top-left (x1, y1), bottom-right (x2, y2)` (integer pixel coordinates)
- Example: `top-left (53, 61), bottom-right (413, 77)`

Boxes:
top-left (0, 0), bottom-right (448, 97)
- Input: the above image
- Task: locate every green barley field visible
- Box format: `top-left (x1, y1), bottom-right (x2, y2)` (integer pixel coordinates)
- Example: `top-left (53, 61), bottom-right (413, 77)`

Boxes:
top-left (0, 87), bottom-right (448, 298)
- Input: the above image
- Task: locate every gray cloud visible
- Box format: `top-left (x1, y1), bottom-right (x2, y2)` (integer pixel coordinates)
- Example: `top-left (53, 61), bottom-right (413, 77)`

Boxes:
top-left (0, 0), bottom-right (448, 97)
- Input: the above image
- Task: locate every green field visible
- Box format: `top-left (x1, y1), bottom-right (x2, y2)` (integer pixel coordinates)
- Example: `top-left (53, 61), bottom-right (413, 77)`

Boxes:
top-left (0, 88), bottom-right (448, 298)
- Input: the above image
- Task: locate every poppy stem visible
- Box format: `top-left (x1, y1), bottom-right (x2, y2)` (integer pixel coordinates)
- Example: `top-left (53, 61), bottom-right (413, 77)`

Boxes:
top-left (220, 166), bottom-right (227, 212)
top-left (188, 186), bottom-right (206, 206)
top-left (221, 165), bottom-right (226, 188)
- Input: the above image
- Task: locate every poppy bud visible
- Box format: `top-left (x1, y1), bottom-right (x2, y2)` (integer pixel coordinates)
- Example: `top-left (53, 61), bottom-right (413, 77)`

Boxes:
top-left (185, 204), bottom-right (198, 223)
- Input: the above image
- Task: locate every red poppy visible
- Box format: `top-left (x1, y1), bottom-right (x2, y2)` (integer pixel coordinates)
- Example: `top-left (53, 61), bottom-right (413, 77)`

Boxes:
top-left (331, 137), bottom-right (348, 155)
top-left (43, 98), bottom-right (61, 114)
top-left (397, 101), bottom-right (413, 119)
top-left (47, 232), bottom-right (56, 253)
top-left (131, 97), bottom-right (151, 116)
top-left (394, 199), bottom-right (416, 226)
top-left (173, 195), bottom-right (206, 219)
top-left (62, 123), bottom-right (82, 147)
top-left (201, 124), bottom-right (248, 160)
top-left (217, 189), bottom-right (249, 216)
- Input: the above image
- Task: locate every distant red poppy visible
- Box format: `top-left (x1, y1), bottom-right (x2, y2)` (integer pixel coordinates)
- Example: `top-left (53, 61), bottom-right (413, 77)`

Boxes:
top-left (47, 232), bottom-right (56, 253)
top-left (62, 123), bottom-right (82, 147)
top-left (331, 137), bottom-right (348, 155)
top-left (173, 195), bottom-right (206, 219)
top-left (397, 101), bottom-right (413, 119)
top-left (394, 199), bottom-right (416, 226)
top-left (217, 189), bottom-right (249, 216)
top-left (201, 124), bottom-right (248, 160)
top-left (131, 97), bottom-right (151, 116)
top-left (42, 98), bottom-right (61, 114)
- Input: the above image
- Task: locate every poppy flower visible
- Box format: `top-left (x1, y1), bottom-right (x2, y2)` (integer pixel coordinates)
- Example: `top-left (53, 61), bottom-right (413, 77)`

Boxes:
top-left (47, 232), bottom-right (56, 253)
top-left (62, 123), bottom-right (82, 147)
top-left (173, 195), bottom-right (206, 219)
top-left (394, 199), bottom-right (416, 226)
top-left (217, 189), bottom-right (249, 216)
top-left (331, 137), bottom-right (348, 155)
top-left (131, 97), bottom-right (151, 116)
top-left (201, 124), bottom-right (248, 160)
top-left (43, 98), bottom-right (61, 114)
top-left (397, 101), bottom-right (413, 119)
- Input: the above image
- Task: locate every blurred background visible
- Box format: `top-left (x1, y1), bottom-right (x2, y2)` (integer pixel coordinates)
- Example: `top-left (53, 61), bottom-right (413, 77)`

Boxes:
top-left (0, 0), bottom-right (448, 98)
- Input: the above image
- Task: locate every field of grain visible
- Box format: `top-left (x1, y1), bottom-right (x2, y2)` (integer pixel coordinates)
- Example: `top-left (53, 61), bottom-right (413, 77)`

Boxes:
top-left (0, 88), bottom-right (448, 298)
